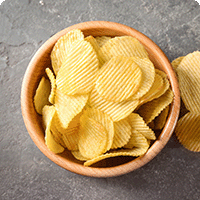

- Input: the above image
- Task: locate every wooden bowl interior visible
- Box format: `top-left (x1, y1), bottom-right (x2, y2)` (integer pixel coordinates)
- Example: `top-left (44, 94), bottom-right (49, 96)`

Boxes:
top-left (21, 21), bottom-right (180, 177)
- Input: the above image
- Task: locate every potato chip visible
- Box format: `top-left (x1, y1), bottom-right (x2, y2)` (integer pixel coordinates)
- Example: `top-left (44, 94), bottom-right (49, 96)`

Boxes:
top-left (131, 57), bottom-right (155, 99)
top-left (55, 89), bottom-right (88, 129)
top-left (45, 68), bottom-right (56, 104)
top-left (111, 119), bottom-right (132, 149)
top-left (78, 115), bottom-right (108, 159)
top-left (34, 76), bottom-right (51, 115)
top-left (128, 113), bottom-right (156, 140)
top-left (56, 40), bottom-right (99, 95)
top-left (171, 56), bottom-right (184, 71)
top-left (124, 129), bottom-right (149, 149)
top-left (154, 106), bottom-right (169, 130)
top-left (83, 107), bottom-right (114, 151)
top-left (139, 73), bottom-right (163, 105)
top-left (89, 87), bottom-right (139, 121)
top-left (95, 36), bottom-right (111, 47)
top-left (71, 150), bottom-right (87, 161)
top-left (51, 29), bottom-right (84, 75)
top-left (62, 130), bottom-right (79, 151)
top-left (42, 105), bottom-right (64, 153)
top-left (99, 36), bottom-right (149, 62)
top-left (176, 51), bottom-right (200, 113)
top-left (85, 35), bottom-right (104, 66)
top-left (95, 56), bottom-right (142, 102)
top-left (175, 112), bottom-right (200, 152)
top-left (84, 145), bottom-right (149, 167)
top-left (137, 88), bottom-right (174, 124)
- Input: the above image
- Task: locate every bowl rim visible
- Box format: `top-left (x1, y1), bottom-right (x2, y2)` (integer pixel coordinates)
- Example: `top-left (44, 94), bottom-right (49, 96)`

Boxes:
top-left (21, 21), bottom-right (180, 177)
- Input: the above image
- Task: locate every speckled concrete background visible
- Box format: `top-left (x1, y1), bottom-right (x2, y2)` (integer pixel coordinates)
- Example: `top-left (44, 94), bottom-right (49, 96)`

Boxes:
top-left (0, 0), bottom-right (200, 199)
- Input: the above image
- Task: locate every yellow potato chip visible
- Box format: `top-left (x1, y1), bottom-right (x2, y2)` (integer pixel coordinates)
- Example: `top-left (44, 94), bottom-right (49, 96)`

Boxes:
top-left (131, 57), bottom-right (155, 99)
top-left (176, 51), bottom-right (200, 113)
top-left (83, 107), bottom-right (114, 151)
top-left (42, 105), bottom-right (64, 153)
top-left (139, 73), bottom-right (164, 105)
top-left (56, 40), bottom-right (99, 95)
top-left (89, 87), bottom-right (139, 121)
top-left (171, 56), bottom-right (184, 71)
top-left (99, 36), bottom-right (149, 62)
top-left (95, 36), bottom-right (111, 47)
top-left (84, 145), bottom-right (149, 167)
top-left (123, 129), bottom-right (149, 149)
top-left (51, 29), bottom-right (84, 75)
top-left (111, 118), bottom-right (132, 149)
top-left (95, 56), bottom-right (142, 102)
top-left (62, 130), bottom-right (79, 151)
top-left (78, 115), bottom-right (108, 159)
top-left (154, 105), bottom-right (169, 130)
top-left (45, 68), bottom-right (56, 104)
top-left (128, 113), bottom-right (156, 140)
top-left (34, 76), bottom-right (51, 115)
top-left (137, 88), bottom-right (174, 124)
top-left (175, 112), bottom-right (200, 152)
top-left (71, 150), bottom-right (87, 161)
top-left (55, 89), bottom-right (88, 129)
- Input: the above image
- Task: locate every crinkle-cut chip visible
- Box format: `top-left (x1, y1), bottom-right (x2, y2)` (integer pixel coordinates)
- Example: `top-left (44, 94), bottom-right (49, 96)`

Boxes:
top-left (55, 89), bottom-right (88, 129)
top-left (89, 87), bottom-right (139, 121)
top-left (99, 36), bottom-right (149, 62)
top-left (62, 130), bottom-right (79, 151)
top-left (34, 76), bottom-right (51, 115)
top-left (95, 56), bottom-right (142, 102)
top-left (176, 51), bottom-right (200, 114)
top-left (95, 36), bottom-right (111, 47)
top-left (56, 40), bottom-right (99, 95)
top-left (45, 68), bottom-right (56, 104)
top-left (78, 115), bottom-right (108, 159)
top-left (71, 150), bottom-right (87, 161)
top-left (123, 129), bottom-right (149, 149)
top-left (130, 57), bottom-right (155, 100)
top-left (154, 105), bottom-right (169, 130)
top-left (50, 29), bottom-right (84, 75)
top-left (137, 88), bottom-right (174, 124)
top-left (85, 35), bottom-right (104, 66)
top-left (42, 105), bottom-right (64, 153)
top-left (139, 73), bottom-right (163, 105)
top-left (84, 145), bottom-right (149, 167)
top-left (171, 56), bottom-right (184, 71)
top-left (175, 112), bottom-right (200, 152)
top-left (128, 113), bottom-right (156, 140)
top-left (111, 119), bottom-right (132, 149)
top-left (83, 107), bottom-right (114, 151)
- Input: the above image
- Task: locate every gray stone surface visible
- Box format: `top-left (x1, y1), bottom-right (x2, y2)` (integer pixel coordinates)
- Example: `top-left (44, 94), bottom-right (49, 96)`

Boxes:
top-left (0, 0), bottom-right (200, 199)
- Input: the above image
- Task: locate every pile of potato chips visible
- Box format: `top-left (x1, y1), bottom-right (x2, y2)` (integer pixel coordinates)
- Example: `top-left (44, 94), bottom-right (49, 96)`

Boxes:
top-left (172, 51), bottom-right (200, 152)
top-left (33, 29), bottom-right (174, 166)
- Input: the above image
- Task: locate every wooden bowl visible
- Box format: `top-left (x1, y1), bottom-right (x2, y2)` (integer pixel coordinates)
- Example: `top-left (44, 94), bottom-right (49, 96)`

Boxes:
top-left (21, 21), bottom-right (180, 177)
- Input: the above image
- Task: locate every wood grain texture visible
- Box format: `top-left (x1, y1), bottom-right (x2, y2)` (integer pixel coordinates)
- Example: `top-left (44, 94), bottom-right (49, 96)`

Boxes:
top-left (21, 21), bottom-right (180, 178)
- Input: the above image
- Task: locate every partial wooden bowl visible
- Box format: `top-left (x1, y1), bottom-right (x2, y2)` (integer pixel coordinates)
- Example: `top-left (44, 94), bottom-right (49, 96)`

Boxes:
top-left (21, 21), bottom-right (180, 177)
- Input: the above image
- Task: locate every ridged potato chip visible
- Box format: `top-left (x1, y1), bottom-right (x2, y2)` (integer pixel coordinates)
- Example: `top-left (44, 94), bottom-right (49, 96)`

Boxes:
top-left (95, 56), bottom-right (142, 102)
top-left (83, 107), bottom-right (114, 151)
top-left (154, 106), bottom-right (169, 130)
top-left (45, 68), bottom-right (56, 104)
top-left (34, 77), bottom-right (51, 115)
top-left (78, 115), bottom-right (108, 159)
top-left (175, 112), bottom-right (200, 152)
top-left (131, 57), bottom-right (155, 100)
top-left (176, 51), bottom-right (200, 113)
top-left (51, 29), bottom-right (84, 75)
top-left (42, 105), bottom-right (64, 153)
top-left (99, 36), bottom-right (149, 62)
top-left (137, 88), bottom-right (174, 124)
top-left (128, 113), bottom-right (156, 140)
top-left (89, 87), bottom-right (139, 121)
top-left (111, 119), bottom-right (132, 149)
top-left (171, 56), bottom-right (184, 71)
top-left (55, 89), bottom-right (88, 129)
top-left (123, 129), bottom-right (149, 149)
top-left (71, 150), bottom-right (87, 161)
top-left (56, 40), bottom-right (99, 95)
top-left (95, 36), bottom-right (111, 47)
